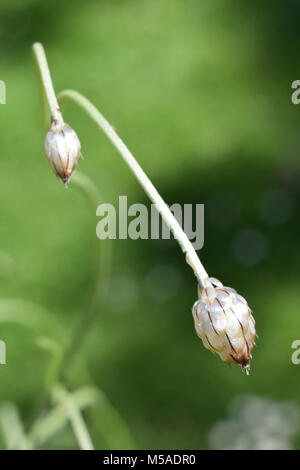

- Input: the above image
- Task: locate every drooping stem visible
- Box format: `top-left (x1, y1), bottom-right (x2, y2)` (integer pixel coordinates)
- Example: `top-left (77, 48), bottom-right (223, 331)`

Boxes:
top-left (58, 89), bottom-right (210, 288)
top-left (32, 43), bottom-right (62, 123)
top-left (33, 41), bottom-right (210, 288)
top-left (32, 43), bottom-right (112, 449)
top-left (32, 42), bottom-right (112, 372)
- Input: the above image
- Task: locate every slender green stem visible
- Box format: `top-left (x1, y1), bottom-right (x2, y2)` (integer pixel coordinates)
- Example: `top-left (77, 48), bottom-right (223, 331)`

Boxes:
top-left (33, 41), bottom-right (210, 289)
top-left (32, 42), bottom-right (112, 376)
top-left (58, 89), bottom-right (210, 289)
top-left (32, 43), bottom-right (62, 123)
top-left (32, 43), bottom-right (112, 450)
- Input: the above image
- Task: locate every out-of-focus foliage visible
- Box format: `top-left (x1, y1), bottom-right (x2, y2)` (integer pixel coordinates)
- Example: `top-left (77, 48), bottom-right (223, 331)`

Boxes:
top-left (209, 395), bottom-right (300, 450)
top-left (0, 0), bottom-right (300, 449)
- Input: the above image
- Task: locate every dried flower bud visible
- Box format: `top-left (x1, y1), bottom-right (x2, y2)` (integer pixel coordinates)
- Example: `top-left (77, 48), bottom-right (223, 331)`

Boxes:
top-left (45, 119), bottom-right (82, 186)
top-left (192, 277), bottom-right (256, 374)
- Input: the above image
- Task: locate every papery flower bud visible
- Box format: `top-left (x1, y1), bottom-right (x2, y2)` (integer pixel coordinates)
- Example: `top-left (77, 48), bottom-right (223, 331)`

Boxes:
top-left (192, 277), bottom-right (256, 374)
top-left (44, 119), bottom-right (82, 186)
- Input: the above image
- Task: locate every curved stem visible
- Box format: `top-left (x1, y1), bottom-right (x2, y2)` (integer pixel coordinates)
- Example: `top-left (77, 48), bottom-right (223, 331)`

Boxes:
top-left (32, 43), bottom-right (111, 369)
top-left (32, 43), bottom-right (62, 123)
top-left (58, 89), bottom-right (209, 288)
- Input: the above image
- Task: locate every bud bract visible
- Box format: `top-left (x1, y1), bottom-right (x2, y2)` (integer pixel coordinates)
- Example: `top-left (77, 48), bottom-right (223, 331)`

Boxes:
top-left (192, 277), bottom-right (256, 373)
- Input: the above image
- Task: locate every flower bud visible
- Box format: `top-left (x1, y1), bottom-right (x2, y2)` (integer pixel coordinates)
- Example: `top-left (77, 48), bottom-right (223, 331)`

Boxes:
top-left (192, 277), bottom-right (256, 374)
top-left (44, 120), bottom-right (82, 186)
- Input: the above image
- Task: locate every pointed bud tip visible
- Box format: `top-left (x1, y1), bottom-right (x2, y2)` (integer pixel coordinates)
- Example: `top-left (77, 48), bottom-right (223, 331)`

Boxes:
top-left (60, 173), bottom-right (70, 188)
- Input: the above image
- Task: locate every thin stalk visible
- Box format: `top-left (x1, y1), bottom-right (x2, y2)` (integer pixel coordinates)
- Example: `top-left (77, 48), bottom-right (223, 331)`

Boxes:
top-left (32, 42), bottom-right (112, 373)
top-left (32, 43), bottom-right (61, 123)
top-left (58, 89), bottom-right (210, 288)
top-left (32, 43), bottom-right (112, 450)
top-left (33, 41), bottom-right (210, 288)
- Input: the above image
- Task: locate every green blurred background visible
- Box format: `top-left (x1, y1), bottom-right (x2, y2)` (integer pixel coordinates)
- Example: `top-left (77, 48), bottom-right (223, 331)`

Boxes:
top-left (0, 0), bottom-right (300, 449)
